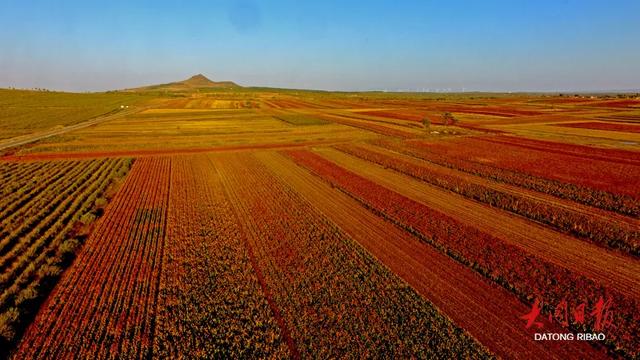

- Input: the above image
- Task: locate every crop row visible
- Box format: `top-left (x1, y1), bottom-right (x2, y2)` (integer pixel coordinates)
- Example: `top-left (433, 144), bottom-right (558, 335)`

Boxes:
top-left (335, 144), bottom-right (639, 256)
top-left (0, 162), bottom-right (54, 196)
top-left (216, 153), bottom-right (490, 358)
top-left (0, 159), bottom-right (112, 310)
top-left (286, 149), bottom-right (639, 358)
top-left (0, 158), bottom-right (131, 352)
top-left (153, 154), bottom-right (288, 358)
top-left (0, 161), bottom-right (86, 240)
top-left (13, 157), bottom-right (169, 359)
top-left (374, 139), bottom-right (639, 217)
top-left (0, 161), bottom-right (79, 223)
top-left (0, 160), bottom-right (106, 266)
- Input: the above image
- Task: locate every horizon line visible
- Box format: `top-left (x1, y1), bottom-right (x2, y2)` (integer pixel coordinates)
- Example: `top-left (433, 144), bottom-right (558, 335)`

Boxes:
top-left (2, 84), bottom-right (640, 95)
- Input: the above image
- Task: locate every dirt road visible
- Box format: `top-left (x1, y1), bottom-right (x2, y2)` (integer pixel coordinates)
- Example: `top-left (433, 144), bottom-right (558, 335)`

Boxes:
top-left (0, 107), bottom-right (142, 152)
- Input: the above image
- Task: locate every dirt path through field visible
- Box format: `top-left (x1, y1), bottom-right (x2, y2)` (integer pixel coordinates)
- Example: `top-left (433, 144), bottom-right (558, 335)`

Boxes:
top-left (0, 106), bottom-right (144, 152)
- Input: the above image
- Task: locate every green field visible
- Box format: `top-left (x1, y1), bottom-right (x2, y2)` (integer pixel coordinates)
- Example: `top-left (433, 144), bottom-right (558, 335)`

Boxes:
top-left (0, 89), bottom-right (151, 140)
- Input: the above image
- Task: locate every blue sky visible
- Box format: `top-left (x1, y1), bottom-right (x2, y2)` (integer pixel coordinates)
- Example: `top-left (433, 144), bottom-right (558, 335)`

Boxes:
top-left (1, 0), bottom-right (639, 92)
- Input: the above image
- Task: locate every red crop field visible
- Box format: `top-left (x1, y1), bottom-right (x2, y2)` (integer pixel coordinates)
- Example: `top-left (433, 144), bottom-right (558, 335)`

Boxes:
top-left (4, 1), bottom-right (640, 358)
top-left (475, 135), bottom-right (640, 165)
top-left (285, 149), bottom-right (639, 355)
top-left (13, 157), bottom-right (170, 358)
top-left (374, 137), bottom-right (640, 217)
top-left (400, 137), bottom-right (640, 200)
top-left (215, 153), bottom-right (490, 357)
top-left (334, 143), bottom-right (639, 255)
top-left (1, 66), bottom-right (639, 360)
top-left (556, 121), bottom-right (640, 134)
top-left (155, 155), bottom-right (289, 358)
top-left (589, 99), bottom-right (640, 108)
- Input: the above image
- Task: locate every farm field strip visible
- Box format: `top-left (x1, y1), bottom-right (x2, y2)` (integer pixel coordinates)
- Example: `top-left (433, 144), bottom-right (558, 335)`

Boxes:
top-left (377, 104), bottom-right (547, 118)
top-left (54, 157), bottom-right (162, 358)
top-left (491, 122), bottom-right (640, 149)
top-left (258, 151), bottom-right (607, 359)
top-left (315, 112), bottom-right (419, 138)
top-left (335, 143), bottom-right (639, 255)
top-left (0, 159), bottom-right (113, 291)
top-left (286, 149), bottom-right (640, 356)
top-left (476, 135), bottom-right (640, 166)
top-left (135, 109), bottom-right (261, 119)
top-left (29, 160), bottom-right (153, 358)
top-left (406, 136), bottom-right (640, 200)
top-left (331, 109), bottom-right (426, 129)
top-left (0, 160), bottom-right (104, 260)
top-left (0, 157), bottom-right (131, 349)
top-left (0, 161), bottom-right (90, 220)
top-left (0, 160), bottom-right (122, 313)
top-left (0, 159), bottom-right (120, 280)
top-left (553, 121), bottom-right (640, 134)
top-left (153, 154), bottom-right (288, 358)
top-left (340, 141), bottom-right (639, 230)
top-left (5, 124), bottom-right (376, 158)
top-left (585, 99), bottom-right (640, 108)
top-left (596, 113), bottom-right (640, 123)
top-left (14, 157), bottom-right (170, 359)
top-left (0, 161), bottom-right (68, 192)
top-left (213, 156), bottom-right (300, 358)
top-left (325, 110), bottom-right (429, 130)
top-left (312, 147), bottom-right (640, 298)
top-left (375, 139), bottom-right (639, 217)
top-left (0, 139), bottom-right (363, 162)
top-left (351, 108), bottom-right (429, 123)
top-left (215, 153), bottom-right (489, 358)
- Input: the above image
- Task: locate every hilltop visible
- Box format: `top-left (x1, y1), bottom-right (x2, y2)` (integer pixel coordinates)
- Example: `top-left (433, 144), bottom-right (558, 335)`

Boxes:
top-left (126, 74), bottom-right (240, 92)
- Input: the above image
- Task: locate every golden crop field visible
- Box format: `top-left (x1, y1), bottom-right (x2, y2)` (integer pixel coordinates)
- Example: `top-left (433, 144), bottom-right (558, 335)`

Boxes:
top-left (0, 78), bottom-right (639, 359)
